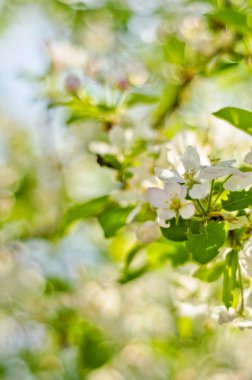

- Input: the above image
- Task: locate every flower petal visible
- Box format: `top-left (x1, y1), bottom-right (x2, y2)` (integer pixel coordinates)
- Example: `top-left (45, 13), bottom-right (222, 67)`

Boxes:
top-left (164, 183), bottom-right (186, 199)
top-left (182, 146), bottom-right (200, 173)
top-left (180, 203), bottom-right (195, 219)
top-left (156, 208), bottom-right (175, 227)
top-left (218, 159), bottom-right (235, 167)
top-left (223, 173), bottom-right (252, 191)
top-left (244, 148), bottom-right (252, 167)
top-left (228, 216), bottom-right (247, 230)
top-left (155, 167), bottom-right (184, 183)
top-left (145, 188), bottom-right (168, 208)
top-left (200, 166), bottom-right (242, 181)
top-left (189, 183), bottom-right (210, 199)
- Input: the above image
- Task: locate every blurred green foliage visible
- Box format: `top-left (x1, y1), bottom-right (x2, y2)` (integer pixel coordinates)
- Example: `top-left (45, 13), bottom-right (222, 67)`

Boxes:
top-left (0, 0), bottom-right (252, 379)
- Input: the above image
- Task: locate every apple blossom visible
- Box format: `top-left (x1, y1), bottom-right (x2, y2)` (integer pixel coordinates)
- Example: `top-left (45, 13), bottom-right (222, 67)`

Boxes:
top-left (155, 146), bottom-right (243, 200)
top-left (155, 146), bottom-right (210, 199)
top-left (212, 306), bottom-right (237, 325)
top-left (146, 182), bottom-right (195, 227)
top-left (223, 148), bottom-right (252, 191)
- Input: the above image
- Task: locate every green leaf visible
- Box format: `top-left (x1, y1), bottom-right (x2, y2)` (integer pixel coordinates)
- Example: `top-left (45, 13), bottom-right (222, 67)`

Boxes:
top-left (125, 91), bottom-right (159, 107)
top-left (161, 218), bottom-right (201, 242)
top-left (118, 265), bottom-right (148, 284)
top-left (147, 239), bottom-right (189, 266)
top-left (163, 36), bottom-right (185, 65)
top-left (96, 154), bottom-right (123, 170)
top-left (222, 190), bottom-right (252, 211)
top-left (78, 324), bottom-right (113, 370)
top-left (98, 204), bottom-right (135, 238)
top-left (208, 9), bottom-right (249, 34)
top-left (161, 219), bottom-right (188, 242)
top-left (44, 276), bottom-right (73, 295)
top-left (203, 55), bottom-right (239, 77)
top-left (213, 107), bottom-right (252, 136)
top-left (193, 261), bottom-right (224, 283)
top-left (61, 195), bottom-right (110, 231)
top-left (124, 244), bottom-right (142, 267)
top-left (222, 250), bottom-right (238, 309)
top-left (186, 221), bottom-right (226, 264)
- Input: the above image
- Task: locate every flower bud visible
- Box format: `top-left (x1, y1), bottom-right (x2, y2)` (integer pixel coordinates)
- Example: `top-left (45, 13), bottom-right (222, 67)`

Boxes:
top-left (135, 221), bottom-right (161, 243)
top-left (65, 74), bottom-right (81, 94)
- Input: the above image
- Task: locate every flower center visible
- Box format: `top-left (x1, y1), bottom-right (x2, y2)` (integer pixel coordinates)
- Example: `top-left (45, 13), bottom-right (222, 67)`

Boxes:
top-left (170, 197), bottom-right (182, 210)
top-left (208, 155), bottom-right (221, 166)
top-left (183, 170), bottom-right (196, 181)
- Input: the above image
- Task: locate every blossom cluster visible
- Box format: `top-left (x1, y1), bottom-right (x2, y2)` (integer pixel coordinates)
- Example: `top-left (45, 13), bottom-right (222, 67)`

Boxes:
top-left (144, 145), bottom-right (252, 229)
top-left (135, 145), bottom-right (252, 327)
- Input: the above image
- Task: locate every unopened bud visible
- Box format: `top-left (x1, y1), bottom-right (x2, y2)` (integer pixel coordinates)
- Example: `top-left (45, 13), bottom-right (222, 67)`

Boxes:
top-left (135, 221), bottom-right (161, 243)
top-left (65, 74), bottom-right (81, 94)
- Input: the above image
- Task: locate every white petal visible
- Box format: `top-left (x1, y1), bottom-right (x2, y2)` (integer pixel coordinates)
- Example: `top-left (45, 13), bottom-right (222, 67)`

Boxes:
top-left (156, 208), bottom-right (175, 227)
top-left (182, 146), bottom-right (201, 172)
top-left (218, 159), bottom-right (235, 167)
top-left (135, 221), bottom-right (161, 243)
top-left (234, 319), bottom-right (252, 330)
top-left (145, 188), bottom-right (168, 208)
top-left (200, 166), bottom-right (242, 180)
top-left (224, 173), bottom-right (252, 191)
top-left (228, 216), bottom-right (247, 230)
top-left (212, 306), bottom-right (237, 325)
top-left (189, 183), bottom-right (210, 199)
top-left (164, 183), bottom-right (186, 199)
top-left (155, 167), bottom-right (184, 183)
top-left (108, 126), bottom-right (125, 148)
top-left (156, 217), bottom-right (170, 228)
top-left (180, 203), bottom-right (195, 219)
top-left (244, 149), bottom-right (252, 167)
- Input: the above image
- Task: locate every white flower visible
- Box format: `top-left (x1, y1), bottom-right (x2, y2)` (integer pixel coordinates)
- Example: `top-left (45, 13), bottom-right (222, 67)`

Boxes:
top-left (234, 318), bottom-right (252, 330)
top-left (135, 221), bottom-right (161, 243)
top-left (155, 146), bottom-right (242, 200)
top-left (155, 146), bottom-right (210, 199)
top-left (212, 306), bottom-right (237, 325)
top-left (89, 126), bottom-right (134, 156)
top-left (240, 236), bottom-right (252, 277)
top-left (223, 148), bottom-right (252, 191)
top-left (223, 172), bottom-right (252, 191)
top-left (212, 304), bottom-right (252, 329)
top-left (146, 183), bottom-right (195, 228)
top-left (220, 213), bottom-right (248, 230)
top-left (200, 163), bottom-right (241, 181)
top-left (199, 153), bottom-right (243, 181)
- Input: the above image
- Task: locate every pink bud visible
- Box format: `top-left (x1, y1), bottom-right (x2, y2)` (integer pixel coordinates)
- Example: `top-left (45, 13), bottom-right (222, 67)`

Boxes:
top-left (65, 75), bottom-right (80, 94)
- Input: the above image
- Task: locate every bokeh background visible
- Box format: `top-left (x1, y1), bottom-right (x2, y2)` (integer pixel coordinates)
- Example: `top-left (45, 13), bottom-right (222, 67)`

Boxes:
top-left (0, 1), bottom-right (252, 379)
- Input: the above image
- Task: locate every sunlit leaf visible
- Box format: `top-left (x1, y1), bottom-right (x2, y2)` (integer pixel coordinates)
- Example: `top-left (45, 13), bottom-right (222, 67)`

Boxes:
top-left (161, 219), bottom-right (200, 242)
top-left (78, 324), bottom-right (113, 370)
top-left (222, 250), bottom-right (238, 308)
top-left (118, 264), bottom-right (148, 284)
top-left (98, 204), bottom-right (135, 238)
top-left (61, 195), bottom-right (110, 231)
top-left (147, 239), bottom-right (189, 266)
top-left (125, 91), bottom-right (159, 107)
top-left (208, 9), bottom-right (249, 34)
top-left (163, 36), bottom-right (185, 65)
top-left (222, 190), bottom-right (252, 211)
top-left (213, 107), bottom-right (252, 135)
top-left (186, 222), bottom-right (226, 264)
top-left (193, 261), bottom-right (224, 282)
